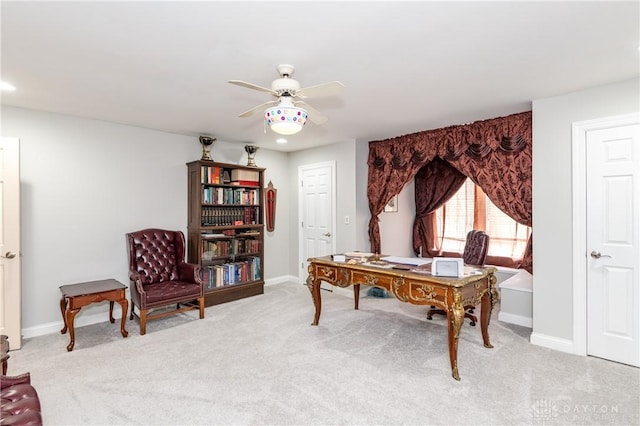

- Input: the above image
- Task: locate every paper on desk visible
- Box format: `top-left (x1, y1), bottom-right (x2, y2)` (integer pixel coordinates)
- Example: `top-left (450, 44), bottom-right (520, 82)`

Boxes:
top-left (381, 256), bottom-right (431, 266)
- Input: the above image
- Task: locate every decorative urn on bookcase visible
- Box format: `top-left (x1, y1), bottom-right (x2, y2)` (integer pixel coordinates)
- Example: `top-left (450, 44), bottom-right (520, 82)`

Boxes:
top-left (198, 136), bottom-right (216, 161)
top-left (244, 145), bottom-right (259, 167)
top-left (186, 159), bottom-right (265, 306)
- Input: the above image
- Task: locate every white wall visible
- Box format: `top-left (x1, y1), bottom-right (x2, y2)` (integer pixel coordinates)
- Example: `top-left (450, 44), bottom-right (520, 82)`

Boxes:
top-left (531, 78), bottom-right (639, 348)
top-left (355, 139), bottom-right (371, 252)
top-left (377, 180), bottom-right (416, 257)
top-left (1, 106), bottom-right (290, 334)
top-left (251, 148), bottom-right (291, 279)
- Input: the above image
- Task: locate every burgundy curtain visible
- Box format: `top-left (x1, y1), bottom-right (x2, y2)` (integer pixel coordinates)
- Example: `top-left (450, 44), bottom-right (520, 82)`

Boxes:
top-left (367, 111), bottom-right (532, 273)
top-left (412, 158), bottom-right (467, 257)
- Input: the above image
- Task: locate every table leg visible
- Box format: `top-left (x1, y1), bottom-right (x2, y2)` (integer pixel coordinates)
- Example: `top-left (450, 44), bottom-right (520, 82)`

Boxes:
top-left (65, 307), bottom-right (81, 352)
top-left (306, 274), bottom-right (322, 326)
top-left (117, 298), bottom-right (129, 338)
top-left (109, 301), bottom-right (115, 324)
top-left (480, 278), bottom-right (498, 349)
top-left (353, 284), bottom-right (360, 310)
top-left (60, 297), bottom-right (68, 334)
top-left (447, 291), bottom-right (465, 381)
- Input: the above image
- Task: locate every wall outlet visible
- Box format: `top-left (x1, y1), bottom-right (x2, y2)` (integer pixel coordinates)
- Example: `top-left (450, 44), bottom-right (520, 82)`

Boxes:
top-left (344, 215), bottom-right (350, 224)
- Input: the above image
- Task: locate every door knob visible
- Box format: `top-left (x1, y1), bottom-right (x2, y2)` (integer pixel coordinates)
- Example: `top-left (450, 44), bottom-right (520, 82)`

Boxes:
top-left (323, 232), bottom-right (331, 237)
top-left (590, 251), bottom-right (611, 259)
top-left (1, 251), bottom-right (16, 259)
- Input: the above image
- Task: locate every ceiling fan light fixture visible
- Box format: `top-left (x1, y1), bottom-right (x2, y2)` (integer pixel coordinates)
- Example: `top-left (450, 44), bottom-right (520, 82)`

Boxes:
top-left (265, 106), bottom-right (308, 135)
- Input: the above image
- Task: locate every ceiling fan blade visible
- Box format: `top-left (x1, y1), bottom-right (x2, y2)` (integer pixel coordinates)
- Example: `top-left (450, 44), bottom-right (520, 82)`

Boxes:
top-left (238, 100), bottom-right (278, 118)
top-left (296, 101), bottom-right (328, 125)
top-left (296, 81), bottom-right (345, 98)
top-left (229, 80), bottom-right (277, 96)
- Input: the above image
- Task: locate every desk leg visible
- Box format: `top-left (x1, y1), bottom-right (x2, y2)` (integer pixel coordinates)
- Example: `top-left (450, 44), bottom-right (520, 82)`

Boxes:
top-left (353, 284), bottom-right (360, 310)
top-left (480, 278), bottom-right (498, 349)
top-left (109, 301), bottom-right (115, 323)
top-left (65, 307), bottom-right (80, 352)
top-left (117, 298), bottom-right (129, 338)
top-left (306, 274), bottom-right (322, 326)
top-left (60, 297), bottom-right (68, 334)
top-left (447, 291), bottom-right (465, 381)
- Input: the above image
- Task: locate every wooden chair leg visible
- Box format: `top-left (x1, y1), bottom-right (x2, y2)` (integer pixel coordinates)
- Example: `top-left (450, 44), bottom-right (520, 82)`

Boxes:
top-left (465, 312), bottom-right (478, 326)
top-left (427, 307), bottom-right (477, 326)
top-left (198, 297), bottom-right (205, 319)
top-left (129, 301), bottom-right (135, 320)
top-left (426, 308), bottom-right (445, 320)
top-left (140, 309), bottom-right (147, 335)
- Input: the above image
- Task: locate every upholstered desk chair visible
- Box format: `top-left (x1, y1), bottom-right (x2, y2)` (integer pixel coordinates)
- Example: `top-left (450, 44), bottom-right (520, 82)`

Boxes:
top-left (427, 230), bottom-right (490, 326)
top-left (126, 228), bottom-right (205, 335)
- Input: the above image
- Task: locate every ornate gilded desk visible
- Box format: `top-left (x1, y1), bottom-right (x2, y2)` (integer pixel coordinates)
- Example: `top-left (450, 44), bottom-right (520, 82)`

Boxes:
top-left (306, 256), bottom-right (498, 380)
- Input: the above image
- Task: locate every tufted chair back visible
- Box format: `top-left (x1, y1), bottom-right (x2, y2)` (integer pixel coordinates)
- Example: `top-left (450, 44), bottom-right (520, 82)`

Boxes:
top-left (127, 229), bottom-right (185, 285)
top-left (462, 230), bottom-right (490, 266)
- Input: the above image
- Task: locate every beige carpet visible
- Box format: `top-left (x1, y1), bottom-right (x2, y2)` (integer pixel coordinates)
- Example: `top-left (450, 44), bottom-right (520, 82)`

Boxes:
top-left (6, 282), bottom-right (639, 425)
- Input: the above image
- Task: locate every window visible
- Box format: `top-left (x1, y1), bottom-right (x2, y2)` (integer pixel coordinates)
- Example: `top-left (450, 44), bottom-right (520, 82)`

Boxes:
top-left (434, 179), bottom-right (530, 265)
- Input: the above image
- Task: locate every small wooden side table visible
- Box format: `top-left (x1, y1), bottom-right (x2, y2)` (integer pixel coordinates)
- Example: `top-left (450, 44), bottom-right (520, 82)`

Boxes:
top-left (59, 279), bottom-right (129, 352)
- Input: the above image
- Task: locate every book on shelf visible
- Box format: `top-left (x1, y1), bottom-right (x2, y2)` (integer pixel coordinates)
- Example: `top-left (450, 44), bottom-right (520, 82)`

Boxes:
top-left (201, 232), bottom-right (227, 239)
top-left (201, 257), bottom-right (261, 289)
top-left (201, 165), bottom-right (223, 184)
top-left (231, 180), bottom-right (259, 187)
top-left (202, 187), bottom-right (259, 206)
top-left (231, 169), bottom-right (259, 182)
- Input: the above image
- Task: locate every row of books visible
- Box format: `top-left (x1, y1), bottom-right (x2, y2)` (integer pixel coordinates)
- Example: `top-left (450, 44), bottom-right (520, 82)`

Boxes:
top-left (201, 165), bottom-right (228, 185)
top-left (202, 238), bottom-right (260, 259)
top-left (201, 257), bottom-right (261, 289)
top-left (203, 187), bottom-right (259, 205)
top-left (201, 206), bottom-right (260, 226)
top-left (201, 166), bottom-right (260, 186)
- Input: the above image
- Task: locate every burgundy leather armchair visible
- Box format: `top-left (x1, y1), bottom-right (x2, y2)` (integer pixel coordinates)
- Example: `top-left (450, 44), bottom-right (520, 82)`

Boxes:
top-left (126, 228), bottom-right (205, 335)
top-left (0, 373), bottom-right (43, 426)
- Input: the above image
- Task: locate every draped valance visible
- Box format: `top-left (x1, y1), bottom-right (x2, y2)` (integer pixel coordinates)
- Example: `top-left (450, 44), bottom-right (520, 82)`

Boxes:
top-left (367, 111), bottom-right (532, 272)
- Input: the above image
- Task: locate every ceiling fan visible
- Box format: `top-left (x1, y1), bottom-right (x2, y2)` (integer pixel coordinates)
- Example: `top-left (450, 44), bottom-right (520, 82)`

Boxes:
top-left (229, 64), bottom-right (344, 135)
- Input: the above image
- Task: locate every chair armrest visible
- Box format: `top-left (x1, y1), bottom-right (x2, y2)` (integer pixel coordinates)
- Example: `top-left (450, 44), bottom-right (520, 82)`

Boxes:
top-left (0, 372), bottom-right (31, 389)
top-left (178, 262), bottom-right (202, 285)
top-left (128, 272), bottom-right (146, 294)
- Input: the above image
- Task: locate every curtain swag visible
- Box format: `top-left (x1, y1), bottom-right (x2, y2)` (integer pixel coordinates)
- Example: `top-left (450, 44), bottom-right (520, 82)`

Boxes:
top-left (367, 111), bottom-right (532, 273)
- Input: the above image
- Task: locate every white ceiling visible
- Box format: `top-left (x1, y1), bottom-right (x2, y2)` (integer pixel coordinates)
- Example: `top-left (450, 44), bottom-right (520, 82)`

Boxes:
top-left (1, 1), bottom-right (638, 152)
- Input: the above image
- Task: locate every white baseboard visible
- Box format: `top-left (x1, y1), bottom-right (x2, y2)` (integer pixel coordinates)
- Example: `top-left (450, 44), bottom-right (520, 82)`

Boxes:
top-left (22, 310), bottom-right (114, 340)
top-left (530, 331), bottom-right (575, 354)
top-left (498, 311), bottom-right (532, 328)
top-left (264, 275), bottom-right (298, 286)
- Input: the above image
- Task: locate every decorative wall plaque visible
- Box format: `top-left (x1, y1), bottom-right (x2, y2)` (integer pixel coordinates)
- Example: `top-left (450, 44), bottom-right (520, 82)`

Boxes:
top-left (265, 181), bottom-right (277, 232)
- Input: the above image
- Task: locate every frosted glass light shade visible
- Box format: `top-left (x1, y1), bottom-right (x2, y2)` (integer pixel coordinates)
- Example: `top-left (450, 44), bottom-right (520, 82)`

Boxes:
top-left (265, 106), bottom-right (308, 135)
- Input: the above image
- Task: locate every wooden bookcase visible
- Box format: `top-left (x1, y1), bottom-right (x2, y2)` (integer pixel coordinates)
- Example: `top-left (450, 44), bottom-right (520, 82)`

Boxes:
top-left (186, 160), bottom-right (265, 307)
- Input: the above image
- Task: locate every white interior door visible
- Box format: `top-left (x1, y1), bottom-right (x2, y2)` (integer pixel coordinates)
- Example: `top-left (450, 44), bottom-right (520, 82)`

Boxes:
top-left (586, 123), bottom-right (639, 367)
top-left (0, 137), bottom-right (21, 349)
top-left (298, 162), bottom-right (336, 283)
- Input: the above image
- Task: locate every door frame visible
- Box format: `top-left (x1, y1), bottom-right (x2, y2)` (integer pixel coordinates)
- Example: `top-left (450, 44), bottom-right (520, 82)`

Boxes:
top-left (0, 137), bottom-right (21, 349)
top-left (571, 112), bottom-right (640, 356)
top-left (297, 161), bottom-right (337, 282)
